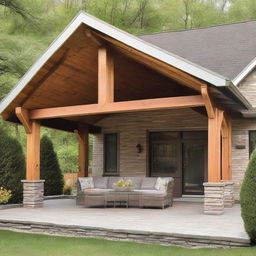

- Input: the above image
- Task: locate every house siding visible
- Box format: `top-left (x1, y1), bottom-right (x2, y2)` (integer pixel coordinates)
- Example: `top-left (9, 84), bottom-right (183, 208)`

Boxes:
top-left (92, 108), bottom-right (256, 200)
top-left (238, 68), bottom-right (256, 107)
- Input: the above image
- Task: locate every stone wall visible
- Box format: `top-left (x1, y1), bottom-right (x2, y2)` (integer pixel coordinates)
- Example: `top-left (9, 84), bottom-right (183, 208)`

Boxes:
top-left (92, 108), bottom-right (256, 200)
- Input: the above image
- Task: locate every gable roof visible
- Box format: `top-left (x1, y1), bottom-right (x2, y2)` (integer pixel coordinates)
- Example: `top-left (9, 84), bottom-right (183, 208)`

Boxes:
top-left (139, 20), bottom-right (256, 84)
top-left (0, 11), bottom-right (232, 116)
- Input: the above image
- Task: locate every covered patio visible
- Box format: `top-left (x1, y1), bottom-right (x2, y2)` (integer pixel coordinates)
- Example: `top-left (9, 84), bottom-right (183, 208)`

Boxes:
top-left (0, 199), bottom-right (250, 247)
top-left (0, 12), bottom-right (250, 214)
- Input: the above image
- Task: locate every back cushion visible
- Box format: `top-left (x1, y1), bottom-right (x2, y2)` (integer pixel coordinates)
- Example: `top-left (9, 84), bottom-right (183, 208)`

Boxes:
top-left (141, 177), bottom-right (157, 190)
top-left (108, 177), bottom-right (121, 189)
top-left (124, 177), bottom-right (143, 189)
top-left (78, 177), bottom-right (94, 190)
top-left (93, 177), bottom-right (109, 189)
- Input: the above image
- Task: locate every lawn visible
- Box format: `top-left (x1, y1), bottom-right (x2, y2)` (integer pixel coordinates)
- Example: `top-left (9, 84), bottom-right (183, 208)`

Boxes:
top-left (0, 230), bottom-right (255, 256)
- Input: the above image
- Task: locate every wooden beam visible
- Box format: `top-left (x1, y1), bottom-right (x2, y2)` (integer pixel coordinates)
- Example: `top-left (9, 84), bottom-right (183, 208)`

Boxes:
top-left (208, 108), bottom-right (223, 182)
top-left (75, 124), bottom-right (89, 177)
top-left (85, 29), bottom-right (103, 47)
top-left (30, 95), bottom-right (205, 120)
top-left (201, 85), bottom-right (215, 119)
top-left (221, 114), bottom-right (232, 181)
top-left (98, 47), bottom-right (114, 105)
top-left (26, 120), bottom-right (40, 180)
top-left (91, 30), bottom-right (203, 92)
top-left (15, 107), bottom-right (32, 134)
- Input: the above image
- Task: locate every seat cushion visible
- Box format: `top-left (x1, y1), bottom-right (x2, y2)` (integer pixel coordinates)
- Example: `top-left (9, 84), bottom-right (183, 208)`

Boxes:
top-left (124, 177), bottom-right (142, 189)
top-left (108, 177), bottom-right (122, 189)
top-left (138, 189), bottom-right (167, 197)
top-left (78, 177), bottom-right (94, 190)
top-left (84, 188), bottom-right (111, 196)
top-left (141, 177), bottom-right (157, 190)
top-left (93, 177), bottom-right (109, 189)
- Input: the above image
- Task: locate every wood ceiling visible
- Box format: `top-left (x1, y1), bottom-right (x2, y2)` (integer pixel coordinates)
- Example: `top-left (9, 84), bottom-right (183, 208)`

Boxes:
top-left (4, 24), bottom-right (206, 132)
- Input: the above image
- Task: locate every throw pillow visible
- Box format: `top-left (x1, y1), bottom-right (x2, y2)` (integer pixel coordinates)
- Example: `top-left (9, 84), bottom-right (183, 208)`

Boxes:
top-left (79, 177), bottom-right (94, 190)
top-left (155, 178), bottom-right (168, 191)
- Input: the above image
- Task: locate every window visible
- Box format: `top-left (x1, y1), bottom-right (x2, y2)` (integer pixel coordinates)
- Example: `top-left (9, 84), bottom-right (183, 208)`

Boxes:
top-left (104, 133), bottom-right (119, 175)
top-left (249, 131), bottom-right (256, 156)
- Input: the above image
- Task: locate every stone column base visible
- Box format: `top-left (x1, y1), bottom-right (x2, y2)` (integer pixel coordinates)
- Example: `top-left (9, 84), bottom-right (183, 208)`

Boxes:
top-left (223, 181), bottom-right (235, 208)
top-left (203, 182), bottom-right (225, 215)
top-left (21, 180), bottom-right (45, 208)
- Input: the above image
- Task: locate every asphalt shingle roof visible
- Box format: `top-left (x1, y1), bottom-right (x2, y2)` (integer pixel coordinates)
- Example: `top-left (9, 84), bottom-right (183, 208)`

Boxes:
top-left (139, 20), bottom-right (256, 80)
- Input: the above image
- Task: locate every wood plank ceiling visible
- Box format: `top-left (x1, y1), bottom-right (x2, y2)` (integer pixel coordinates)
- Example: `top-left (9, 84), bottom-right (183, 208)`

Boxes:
top-left (5, 24), bottom-right (204, 131)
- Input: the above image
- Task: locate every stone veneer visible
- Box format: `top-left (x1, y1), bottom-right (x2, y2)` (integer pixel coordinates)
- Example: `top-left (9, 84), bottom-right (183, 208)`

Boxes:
top-left (92, 108), bottom-right (256, 200)
top-left (203, 183), bottom-right (225, 215)
top-left (21, 180), bottom-right (45, 208)
top-left (223, 182), bottom-right (235, 207)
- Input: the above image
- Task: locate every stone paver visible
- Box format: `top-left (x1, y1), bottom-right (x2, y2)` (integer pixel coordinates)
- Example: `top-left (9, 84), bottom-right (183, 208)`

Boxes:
top-left (0, 199), bottom-right (249, 242)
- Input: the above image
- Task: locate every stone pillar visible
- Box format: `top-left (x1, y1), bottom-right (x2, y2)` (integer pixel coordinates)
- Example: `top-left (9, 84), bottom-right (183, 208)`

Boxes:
top-left (223, 181), bottom-right (235, 207)
top-left (21, 180), bottom-right (45, 208)
top-left (203, 182), bottom-right (225, 215)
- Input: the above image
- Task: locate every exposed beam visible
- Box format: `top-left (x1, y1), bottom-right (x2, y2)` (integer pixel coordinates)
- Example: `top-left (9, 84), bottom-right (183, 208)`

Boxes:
top-left (30, 95), bottom-right (205, 120)
top-left (91, 30), bottom-right (203, 92)
top-left (15, 107), bottom-right (32, 134)
top-left (85, 29), bottom-right (104, 47)
top-left (98, 47), bottom-right (114, 105)
top-left (201, 85), bottom-right (215, 119)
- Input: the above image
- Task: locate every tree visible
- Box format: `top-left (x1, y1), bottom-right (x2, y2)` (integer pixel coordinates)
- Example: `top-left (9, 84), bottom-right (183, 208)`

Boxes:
top-left (0, 126), bottom-right (25, 203)
top-left (40, 135), bottom-right (64, 195)
top-left (240, 149), bottom-right (256, 243)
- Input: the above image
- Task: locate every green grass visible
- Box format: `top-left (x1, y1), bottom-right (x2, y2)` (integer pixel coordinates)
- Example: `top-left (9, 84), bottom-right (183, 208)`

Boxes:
top-left (0, 230), bottom-right (255, 256)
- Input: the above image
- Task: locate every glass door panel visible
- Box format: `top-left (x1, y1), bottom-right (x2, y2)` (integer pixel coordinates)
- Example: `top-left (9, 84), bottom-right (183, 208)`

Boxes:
top-left (182, 142), bottom-right (206, 195)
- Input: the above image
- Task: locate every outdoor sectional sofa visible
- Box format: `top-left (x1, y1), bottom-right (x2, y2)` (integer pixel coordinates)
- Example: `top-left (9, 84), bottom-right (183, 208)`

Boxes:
top-left (76, 177), bottom-right (174, 209)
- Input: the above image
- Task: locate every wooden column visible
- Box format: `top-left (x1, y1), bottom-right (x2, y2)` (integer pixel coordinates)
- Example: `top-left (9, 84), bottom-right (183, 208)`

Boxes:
top-left (76, 124), bottom-right (89, 177)
top-left (221, 115), bottom-right (232, 181)
top-left (98, 47), bottom-right (114, 105)
top-left (16, 107), bottom-right (41, 180)
top-left (208, 108), bottom-right (223, 182)
top-left (26, 120), bottom-right (41, 180)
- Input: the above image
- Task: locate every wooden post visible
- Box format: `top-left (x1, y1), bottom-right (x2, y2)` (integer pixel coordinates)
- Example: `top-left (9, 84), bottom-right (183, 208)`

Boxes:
top-left (76, 124), bottom-right (89, 177)
top-left (98, 47), bottom-right (114, 105)
top-left (221, 115), bottom-right (232, 181)
top-left (26, 120), bottom-right (41, 180)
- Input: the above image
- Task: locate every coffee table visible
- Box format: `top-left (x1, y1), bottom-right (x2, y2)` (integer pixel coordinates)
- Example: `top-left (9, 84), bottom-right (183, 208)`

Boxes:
top-left (104, 190), bottom-right (141, 208)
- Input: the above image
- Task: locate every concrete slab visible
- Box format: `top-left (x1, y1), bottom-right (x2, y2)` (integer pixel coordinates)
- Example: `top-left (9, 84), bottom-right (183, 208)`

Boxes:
top-left (0, 199), bottom-right (250, 245)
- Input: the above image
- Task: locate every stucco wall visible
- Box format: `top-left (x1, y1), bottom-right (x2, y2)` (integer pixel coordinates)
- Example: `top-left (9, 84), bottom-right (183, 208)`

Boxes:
top-left (92, 108), bottom-right (256, 200)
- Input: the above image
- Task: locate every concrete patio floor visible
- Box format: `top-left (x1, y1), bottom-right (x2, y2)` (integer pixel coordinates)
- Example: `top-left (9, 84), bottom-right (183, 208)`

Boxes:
top-left (0, 199), bottom-right (250, 247)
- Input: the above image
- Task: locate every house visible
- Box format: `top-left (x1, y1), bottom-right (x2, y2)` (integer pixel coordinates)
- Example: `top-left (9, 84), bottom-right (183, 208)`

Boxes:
top-left (1, 12), bottom-right (256, 215)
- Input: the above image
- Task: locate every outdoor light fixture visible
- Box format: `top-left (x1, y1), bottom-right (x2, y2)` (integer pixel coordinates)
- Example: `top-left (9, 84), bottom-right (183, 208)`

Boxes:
top-left (136, 144), bottom-right (142, 153)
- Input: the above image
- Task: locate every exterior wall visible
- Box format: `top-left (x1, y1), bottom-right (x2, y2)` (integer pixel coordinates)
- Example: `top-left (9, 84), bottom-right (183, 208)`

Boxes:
top-left (92, 108), bottom-right (208, 177)
top-left (92, 108), bottom-right (256, 200)
top-left (232, 118), bottom-right (256, 200)
top-left (238, 68), bottom-right (256, 107)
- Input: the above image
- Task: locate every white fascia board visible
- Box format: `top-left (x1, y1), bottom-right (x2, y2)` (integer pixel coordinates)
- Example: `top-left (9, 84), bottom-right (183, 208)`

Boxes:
top-left (0, 11), bottom-right (228, 114)
top-left (233, 57), bottom-right (256, 86)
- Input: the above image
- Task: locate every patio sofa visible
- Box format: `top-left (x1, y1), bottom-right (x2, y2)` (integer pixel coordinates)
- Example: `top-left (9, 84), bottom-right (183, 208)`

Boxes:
top-left (76, 177), bottom-right (174, 209)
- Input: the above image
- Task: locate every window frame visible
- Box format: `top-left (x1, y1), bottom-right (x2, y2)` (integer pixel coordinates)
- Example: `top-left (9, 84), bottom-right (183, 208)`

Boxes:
top-left (103, 133), bottom-right (120, 176)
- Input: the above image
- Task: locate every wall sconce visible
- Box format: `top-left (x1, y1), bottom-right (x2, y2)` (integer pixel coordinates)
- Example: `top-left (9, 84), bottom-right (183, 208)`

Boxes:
top-left (136, 144), bottom-right (143, 153)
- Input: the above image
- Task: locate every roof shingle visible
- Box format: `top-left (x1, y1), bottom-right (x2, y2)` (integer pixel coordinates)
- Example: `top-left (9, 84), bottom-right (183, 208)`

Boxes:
top-left (139, 20), bottom-right (256, 80)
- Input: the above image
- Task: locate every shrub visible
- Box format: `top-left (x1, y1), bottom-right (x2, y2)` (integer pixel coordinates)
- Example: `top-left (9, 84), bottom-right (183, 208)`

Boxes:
top-left (240, 149), bottom-right (256, 243)
top-left (0, 187), bottom-right (12, 204)
top-left (40, 135), bottom-right (64, 195)
top-left (0, 127), bottom-right (25, 204)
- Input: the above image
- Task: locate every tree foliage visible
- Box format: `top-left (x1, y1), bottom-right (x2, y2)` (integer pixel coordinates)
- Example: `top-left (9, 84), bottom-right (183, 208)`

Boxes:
top-left (0, 126), bottom-right (25, 203)
top-left (40, 135), bottom-right (64, 196)
top-left (240, 150), bottom-right (256, 243)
